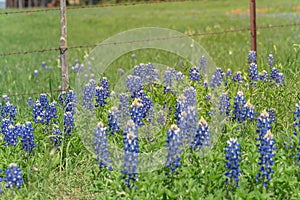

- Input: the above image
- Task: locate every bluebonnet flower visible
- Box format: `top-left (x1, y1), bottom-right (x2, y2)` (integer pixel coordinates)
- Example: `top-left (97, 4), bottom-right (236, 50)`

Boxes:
top-left (270, 68), bottom-right (284, 85)
top-left (2, 122), bottom-right (18, 146)
top-left (41, 61), bottom-right (47, 69)
top-left (178, 60), bottom-right (183, 67)
top-left (233, 91), bottom-right (246, 123)
top-left (175, 71), bottom-right (185, 80)
top-left (225, 138), bottom-right (241, 187)
top-left (27, 97), bottom-right (34, 109)
top-left (156, 110), bottom-right (166, 125)
top-left (178, 106), bottom-right (198, 146)
top-left (129, 98), bottom-right (145, 127)
top-left (118, 93), bottom-right (129, 124)
top-left (34, 70), bottom-right (38, 76)
top-left (58, 90), bottom-right (77, 114)
top-left (21, 122), bottom-right (35, 153)
top-left (126, 75), bottom-right (143, 98)
top-left (64, 111), bottom-right (74, 136)
top-left (32, 100), bottom-right (45, 124)
top-left (204, 94), bottom-right (211, 101)
top-left (258, 70), bottom-right (268, 82)
top-left (122, 120), bottom-right (139, 188)
top-left (248, 63), bottom-right (258, 81)
top-left (193, 117), bottom-right (210, 149)
top-left (199, 56), bottom-right (207, 73)
top-left (268, 54), bottom-right (274, 67)
top-left (82, 79), bottom-right (96, 111)
top-left (51, 124), bottom-right (62, 146)
top-left (2, 95), bottom-right (10, 102)
top-left (183, 87), bottom-right (197, 107)
top-left (45, 102), bottom-right (58, 124)
top-left (219, 92), bottom-right (230, 117)
top-left (94, 122), bottom-right (112, 170)
top-left (256, 130), bottom-right (276, 187)
top-left (164, 69), bottom-right (173, 88)
top-left (232, 71), bottom-right (244, 83)
top-left (247, 51), bottom-right (257, 64)
top-left (166, 124), bottom-right (182, 174)
top-left (175, 95), bottom-right (188, 124)
top-left (39, 94), bottom-right (49, 109)
top-left (3, 163), bottom-right (23, 190)
top-left (225, 69), bottom-right (232, 86)
top-left (134, 63), bottom-right (159, 84)
top-left (210, 68), bottom-right (224, 87)
top-left (256, 110), bottom-right (272, 141)
top-left (203, 79), bottom-right (208, 88)
top-left (131, 54), bottom-right (136, 60)
top-left (268, 109), bottom-right (276, 123)
top-left (95, 86), bottom-right (109, 107)
top-left (118, 68), bottom-right (125, 76)
top-left (2, 101), bottom-right (17, 121)
top-left (242, 101), bottom-right (256, 121)
top-left (108, 107), bottom-right (120, 135)
top-left (276, 73), bottom-right (284, 85)
top-left (294, 103), bottom-right (300, 136)
top-left (189, 66), bottom-right (201, 81)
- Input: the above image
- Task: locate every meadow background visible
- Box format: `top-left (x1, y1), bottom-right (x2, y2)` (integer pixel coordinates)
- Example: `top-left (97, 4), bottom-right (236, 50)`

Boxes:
top-left (0, 0), bottom-right (300, 199)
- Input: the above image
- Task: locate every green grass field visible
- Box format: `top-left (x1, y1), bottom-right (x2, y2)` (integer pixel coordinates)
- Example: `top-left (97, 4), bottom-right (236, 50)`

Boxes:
top-left (0, 0), bottom-right (300, 199)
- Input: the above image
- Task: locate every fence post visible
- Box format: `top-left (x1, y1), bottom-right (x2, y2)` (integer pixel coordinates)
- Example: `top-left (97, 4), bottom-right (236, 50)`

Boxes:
top-left (60, 0), bottom-right (69, 91)
top-left (250, 0), bottom-right (257, 52)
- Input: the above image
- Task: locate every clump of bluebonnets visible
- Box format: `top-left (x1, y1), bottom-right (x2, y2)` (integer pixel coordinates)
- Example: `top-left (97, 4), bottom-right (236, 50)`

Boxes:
top-left (166, 124), bottom-right (182, 174)
top-left (256, 130), bottom-right (276, 187)
top-left (219, 92), bottom-right (230, 117)
top-left (193, 117), bottom-right (210, 149)
top-left (95, 77), bottom-right (110, 107)
top-left (233, 91), bottom-right (246, 123)
top-left (2, 163), bottom-right (23, 191)
top-left (247, 51), bottom-right (257, 64)
top-left (225, 138), bottom-right (241, 187)
top-left (94, 122), bottom-right (112, 170)
top-left (122, 120), bottom-right (139, 188)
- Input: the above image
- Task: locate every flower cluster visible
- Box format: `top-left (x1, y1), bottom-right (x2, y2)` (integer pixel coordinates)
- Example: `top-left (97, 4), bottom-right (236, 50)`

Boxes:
top-left (126, 75), bottom-right (143, 98)
top-left (199, 56), bottom-right (207, 73)
top-left (2, 163), bottom-right (23, 191)
top-left (21, 122), bottom-right (36, 153)
top-left (1, 101), bottom-right (17, 121)
top-left (189, 66), bottom-right (201, 81)
top-left (232, 71), bottom-right (244, 83)
top-left (210, 68), bottom-right (224, 87)
top-left (193, 117), bottom-right (210, 149)
top-left (270, 68), bottom-right (284, 85)
top-left (166, 124), bottom-right (182, 174)
top-left (133, 63), bottom-right (159, 84)
top-left (233, 91), bottom-right (246, 123)
top-left (225, 138), bottom-right (241, 187)
top-left (32, 94), bottom-right (58, 124)
top-left (268, 54), bottom-right (274, 67)
top-left (182, 87), bottom-right (197, 107)
top-left (107, 107), bottom-right (121, 135)
top-left (258, 70), bottom-right (268, 82)
top-left (256, 130), bottom-right (276, 187)
top-left (94, 122), bottom-right (112, 170)
top-left (248, 63), bottom-right (258, 81)
top-left (95, 77), bottom-right (110, 107)
top-left (247, 51), bottom-right (257, 64)
top-left (122, 120), bottom-right (139, 188)
top-left (64, 111), bottom-right (74, 136)
top-left (219, 92), bottom-right (230, 117)
top-left (256, 110), bottom-right (272, 141)
top-left (242, 101), bottom-right (256, 121)
top-left (58, 90), bottom-right (77, 114)
top-left (82, 79), bottom-right (96, 111)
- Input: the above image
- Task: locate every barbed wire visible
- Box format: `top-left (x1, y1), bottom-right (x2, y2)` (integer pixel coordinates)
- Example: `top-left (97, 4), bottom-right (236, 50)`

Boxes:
top-left (1, 22), bottom-right (299, 57)
top-left (0, 0), bottom-right (190, 15)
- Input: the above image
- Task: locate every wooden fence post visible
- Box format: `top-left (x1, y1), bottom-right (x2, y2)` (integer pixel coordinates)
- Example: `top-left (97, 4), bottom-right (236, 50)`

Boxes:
top-left (60, 0), bottom-right (69, 91)
top-left (250, 0), bottom-right (257, 52)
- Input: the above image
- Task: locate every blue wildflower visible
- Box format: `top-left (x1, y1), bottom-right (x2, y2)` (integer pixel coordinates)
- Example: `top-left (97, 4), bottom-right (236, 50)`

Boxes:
top-left (2, 121), bottom-right (18, 146)
top-left (268, 54), bottom-right (274, 67)
top-left (247, 51), bottom-right (257, 64)
top-left (183, 87), bottom-right (197, 107)
top-left (2, 101), bottom-right (17, 121)
top-left (51, 124), bottom-right (62, 146)
top-left (21, 122), bottom-right (35, 153)
top-left (108, 106), bottom-right (120, 135)
top-left (256, 130), bottom-right (276, 187)
top-left (134, 63), bottom-right (159, 84)
top-left (256, 110), bottom-right (272, 141)
top-left (58, 90), bottom-right (77, 114)
top-left (210, 68), bottom-right (224, 87)
top-left (258, 70), bottom-right (269, 82)
top-left (94, 122), bottom-right (112, 170)
top-left (82, 79), bottom-right (96, 111)
top-left (232, 71), bottom-right (244, 83)
top-left (166, 124), bottom-right (182, 174)
top-left (268, 109), bottom-right (276, 123)
top-left (193, 117), bottom-right (210, 149)
top-left (219, 92), bottom-right (230, 117)
top-left (118, 93), bottom-right (130, 124)
top-left (225, 138), bottom-right (241, 187)
top-left (3, 163), bottom-right (23, 190)
top-left (199, 56), bottom-right (207, 74)
top-left (95, 86), bottom-right (109, 107)
top-left (233, 91), bottom-right (246, 123)
top-left (64, 111), bottom-right (74, 136)
top-left (189, 66), bottom-right (201, 81)
top-left (27, 97), bottom-right (34, 109)
top-left (178, 106), bottom-right (198, 146)
top-left (126, 75), bottom-right (143, 98)
top-left (175, 95), bottom-right (188, 124)
top-left (122, 120), bottom-right (139, 188)
top-left (242, 101), bottom-right (256, 121)
top-left (248, 63), bottom-right (258, 81)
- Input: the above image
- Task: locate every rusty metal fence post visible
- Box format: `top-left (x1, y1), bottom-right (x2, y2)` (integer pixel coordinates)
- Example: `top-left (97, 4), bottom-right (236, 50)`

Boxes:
top-left (250, 0), bottom-right (257, 52)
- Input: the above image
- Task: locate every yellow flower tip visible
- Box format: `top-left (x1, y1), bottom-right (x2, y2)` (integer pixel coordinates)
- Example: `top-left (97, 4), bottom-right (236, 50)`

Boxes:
top-left (8, 124), bottom-right (14, 129)
top-left (127, 132), bottom-right (135, 140)
top-left (261, 110), bottom-right (269, 118)
top-left (170, 124), bottom-right (180, 133)
top-left (237, 91), bottom-right (244, 96)
top-left (127, 120), bottom-right (135, 127)
top-left (199, 117), bottom-right (207, 127)
top-left (264, 130), bottom-right (273, 140)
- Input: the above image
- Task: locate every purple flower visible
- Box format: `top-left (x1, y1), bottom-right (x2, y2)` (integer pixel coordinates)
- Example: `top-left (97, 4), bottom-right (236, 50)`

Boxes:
top-left (193, 117), bottom-right (210, 149)
top-left (189, 66), bottom-right (201, 81)
top-left (3, 163), bottom-right (23, 190)
top-left (21, 122), bottom-right (35, 153)
top-left (247, 51), bottom-right (257, 64)
top-left (256, 110), bottom-right (272, 141)
top-left (248, 63), bottom-right (258, 81)
top-left (219, 92), bottom-right (230, 117)
top-left (225, 138), bottom-right (241, 187)
top-left (268, 54), bottom-right (274, 67)
top-left (166, 124), bottom-right (182, 174)
top-left (233, 91), bottom-right (246, 123)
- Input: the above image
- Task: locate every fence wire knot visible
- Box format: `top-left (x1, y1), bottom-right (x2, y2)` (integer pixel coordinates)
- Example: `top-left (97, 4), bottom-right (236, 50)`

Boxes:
top-left (59, 47), bottom-right (68, 55)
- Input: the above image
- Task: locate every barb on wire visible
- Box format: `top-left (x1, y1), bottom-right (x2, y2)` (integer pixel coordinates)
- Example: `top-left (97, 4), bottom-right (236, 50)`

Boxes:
top-left (0, 22), bottom-right (299, 57)
top-left (0, 0), bottom-right (190, 15)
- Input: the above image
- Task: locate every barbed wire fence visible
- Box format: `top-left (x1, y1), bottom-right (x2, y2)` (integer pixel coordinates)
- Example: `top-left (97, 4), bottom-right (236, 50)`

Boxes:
top-left (0, 0), bottom-right (299, 98)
